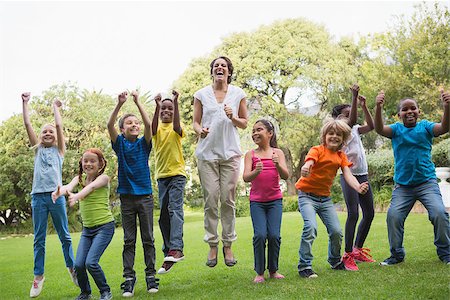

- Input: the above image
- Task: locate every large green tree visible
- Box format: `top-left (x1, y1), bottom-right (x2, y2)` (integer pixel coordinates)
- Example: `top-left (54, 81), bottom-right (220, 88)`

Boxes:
top-left (174, 19), bottom-right (360, 194)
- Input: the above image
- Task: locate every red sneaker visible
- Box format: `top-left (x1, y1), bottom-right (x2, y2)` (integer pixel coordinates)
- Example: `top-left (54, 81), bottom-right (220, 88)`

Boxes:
top-left (342, 252), bottom-right (359, 271)
top-left (164, 250), bottom-right (185, 263)
top-left (352, 247), bottom-right (376, 263)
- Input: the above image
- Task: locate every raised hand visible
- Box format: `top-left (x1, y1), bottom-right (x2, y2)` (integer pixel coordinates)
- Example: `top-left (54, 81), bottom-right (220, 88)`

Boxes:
top-left (53, 99), bottom-right (62, 108)
top-left (118, 91), bottom-right (128, 104)
top-left (224, 104), bottom-right (233, 119)
top-left (22, 92), bottom-right (31, 103)
top-left (440, 88), bottom-right (449, 108)
top-left (350, 84), bottom-right (360, 99)
top-left (172, 90), bottom-right (179, 101)
top-left (154, 93), bottom-right (162, 107)
top-left (358, 95), bottom-right (367, 107)
top-left (131, 90), bottom-right (139, 103)
top-left (376, 90), bottom-right (385, 108)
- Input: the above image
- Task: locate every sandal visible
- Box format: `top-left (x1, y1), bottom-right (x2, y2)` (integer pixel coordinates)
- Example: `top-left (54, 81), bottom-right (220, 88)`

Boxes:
top-left (269, 272), bottom-right (285, 279)
top-left (223, 247), bottom-right (237, 267)
top-left (206, 246), bottom-right (218, 268)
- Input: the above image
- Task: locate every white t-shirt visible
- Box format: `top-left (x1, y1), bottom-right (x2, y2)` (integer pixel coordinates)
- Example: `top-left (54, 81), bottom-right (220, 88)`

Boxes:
top-left (194, 84), bottom-right (246, 160)
top-left (343, 125), bottom-right (368, 175)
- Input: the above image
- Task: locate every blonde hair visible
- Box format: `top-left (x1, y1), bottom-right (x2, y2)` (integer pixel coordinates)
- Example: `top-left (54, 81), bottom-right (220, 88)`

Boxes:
top-left (320, 118), bottom-right (351, 151)
top-left (32, 123), bottom-right (57, 149)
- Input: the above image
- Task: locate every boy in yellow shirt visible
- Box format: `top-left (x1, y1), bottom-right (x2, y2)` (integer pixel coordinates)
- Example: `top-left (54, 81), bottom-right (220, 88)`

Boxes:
top-left (152, 91), bottom-right (187, 274)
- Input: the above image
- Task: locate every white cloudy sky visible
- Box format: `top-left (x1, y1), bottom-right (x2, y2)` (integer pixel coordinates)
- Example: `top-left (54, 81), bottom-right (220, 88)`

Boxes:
top-left (0, 0), bottom-right (443, 123)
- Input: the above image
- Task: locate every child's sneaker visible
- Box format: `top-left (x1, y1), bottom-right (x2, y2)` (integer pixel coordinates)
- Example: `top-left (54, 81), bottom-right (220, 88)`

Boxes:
top-left (157, 261), bottom-right (175, 274)
top-left (342, 252), bottom-right (359, 271)
top-left (380, 256), bottom-right (403, 266)
top-left (331, 261), bottom-right (346, 270)
top-left (68, 267), bottom-right (79, 287)
top-left (75, 292), bottom-right (92, 300)
top-left (164, 250), bottom-right (185, 263)
top-left (99, 290), bottom-right (112, 300)
top-left (120, 277), bottom-right (136, 297)
top-left (29, 277), bottom-right (45, 298)
top-left (352, 247), bottom-right (376, 263)
top-left (146, 276), bottom-right (159, 293)
top-left (298, 268), bottom-right (318, 278)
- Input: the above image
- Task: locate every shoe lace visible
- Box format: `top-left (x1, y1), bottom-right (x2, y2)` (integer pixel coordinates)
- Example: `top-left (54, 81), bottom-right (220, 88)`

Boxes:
top-left (357, 247), bottom-right (373, 259)
top-left (147, 276), bottom-right (160, 288)
top-left (120, 280), bottom-right (133, 290)
top-left (33, 280), bottom-right (39, 288)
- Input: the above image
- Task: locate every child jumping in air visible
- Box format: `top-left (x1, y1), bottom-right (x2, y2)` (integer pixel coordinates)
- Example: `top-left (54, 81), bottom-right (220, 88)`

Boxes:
top-left (296, 119), bottom-right (369, 278)
top-left (243, 119), bottom-right (289, 283)
top-left (22, 93), bottom-right (77, 298)
top-left (374, 89), bottom-right (450, 266)
top-left (331, 84), bottom-right (375, 271)
top-left (107, 90), bottom-right (159, 296)
top-left (151, 91), bottom-right (187, 274)
top-left (52, 148), bottom-right (114, 300)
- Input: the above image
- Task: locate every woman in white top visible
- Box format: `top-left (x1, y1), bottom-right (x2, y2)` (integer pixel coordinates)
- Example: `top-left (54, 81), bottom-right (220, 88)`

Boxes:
top-left (193, 56), bottom-right (248, 267)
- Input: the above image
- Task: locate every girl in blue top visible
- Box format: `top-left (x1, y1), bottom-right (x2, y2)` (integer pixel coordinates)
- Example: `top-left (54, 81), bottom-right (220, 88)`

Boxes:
top-left (374, 89), bottom-right (450, 265)
top-left (22, 93), bottom-right (77, 298)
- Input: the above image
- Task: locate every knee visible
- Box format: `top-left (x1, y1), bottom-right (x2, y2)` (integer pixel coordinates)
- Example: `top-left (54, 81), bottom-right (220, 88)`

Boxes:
top-left (429, 207), bottom-right (449, 224)
top-left (347, 210), bottom-right (359, 224)
top-left (75, 261), bottom-right (85, 272)
top-left (85, 260), bottom-right (98, 272)
top-left (387, 208), bottom-right (402, 224)
top-left (253, 233), bottom-right (266, 245)
top-left (329, 227), bottom-right (343, 240)
top-left (267, 234), bottom-right (281, 244)
top-left (302, 222), bottom-right (317, 238)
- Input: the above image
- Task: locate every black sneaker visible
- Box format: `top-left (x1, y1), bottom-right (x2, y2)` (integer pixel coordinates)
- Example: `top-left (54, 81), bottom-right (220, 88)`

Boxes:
top-left (331, 261), bottom-right (346, 270)
top-left (380, 256), bottom-right (403, 266)
top-left (120, 277), bottom-right (136, 297)
top-left (146, 276), bottom-right (159, 293)
top-left (75, 292), bottom-right (92, 300)
top-left (99, 290), bottom-right (112, 300)
top-left (298, 268), bottom-right (318, 278)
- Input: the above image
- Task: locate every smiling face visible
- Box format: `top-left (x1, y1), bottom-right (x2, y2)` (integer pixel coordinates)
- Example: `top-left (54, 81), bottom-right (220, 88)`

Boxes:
top-left (324, 129), bottom-right (344, 151)
top-left (398, 98), bottom-right (419, 127)
top-left (210, 56), bottom-right (233, 84)
top-left (81, 151), bottom-right (102, 177)
top-left (40, 124), bottom-right (57, 147)
top-left (160, 99), bottom-right (174, 123)
top-left (252, 121), bottom-right (272, 146)
top-left (120, 115), bottom-right (141, 140)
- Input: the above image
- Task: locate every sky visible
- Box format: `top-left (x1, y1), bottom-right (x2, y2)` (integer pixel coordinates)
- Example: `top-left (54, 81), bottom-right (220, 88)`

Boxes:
top-left (0, 0), bottom-right (444, 123)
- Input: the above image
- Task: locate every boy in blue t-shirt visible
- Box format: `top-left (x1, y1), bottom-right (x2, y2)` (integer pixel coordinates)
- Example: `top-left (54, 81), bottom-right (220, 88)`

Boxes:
top-left (108, 90), bottom-right (159, 295)
top-left (374, 89), bottom-right (450, 266)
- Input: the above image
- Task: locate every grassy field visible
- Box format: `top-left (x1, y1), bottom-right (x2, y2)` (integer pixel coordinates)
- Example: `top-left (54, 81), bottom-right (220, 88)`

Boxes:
top-left (0, 211), bottom-right (448, 299)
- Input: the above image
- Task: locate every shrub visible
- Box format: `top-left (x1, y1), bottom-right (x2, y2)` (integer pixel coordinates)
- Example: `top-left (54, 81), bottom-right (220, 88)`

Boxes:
top-left (432, 138), bottom-right (450, 167)
top-left (282, 195), bottom-right (298, 212)
top-left (367, 149), bottom-right (395, 190)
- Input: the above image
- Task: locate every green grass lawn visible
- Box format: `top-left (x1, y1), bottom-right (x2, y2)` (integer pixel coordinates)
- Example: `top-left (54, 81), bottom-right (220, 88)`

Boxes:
top-left (1, 211), bottom-right (449, 299)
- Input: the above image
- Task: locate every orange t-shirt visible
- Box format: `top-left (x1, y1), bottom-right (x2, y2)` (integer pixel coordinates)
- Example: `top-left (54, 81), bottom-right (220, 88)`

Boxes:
top-left (295, 145), bottom-right (352, 196)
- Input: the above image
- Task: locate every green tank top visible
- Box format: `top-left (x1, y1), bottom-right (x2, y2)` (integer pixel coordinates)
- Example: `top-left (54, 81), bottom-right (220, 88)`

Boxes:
top-left (79, 185), bottom-right (113, 228)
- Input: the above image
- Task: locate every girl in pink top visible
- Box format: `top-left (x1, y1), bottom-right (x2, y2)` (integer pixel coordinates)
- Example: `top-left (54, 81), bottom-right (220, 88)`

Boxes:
top-left (243, 119), bottom-right (289, 283)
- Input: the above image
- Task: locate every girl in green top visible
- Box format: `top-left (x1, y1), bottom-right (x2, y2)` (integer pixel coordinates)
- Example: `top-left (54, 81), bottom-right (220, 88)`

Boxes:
top-left (52, 148), bottom-right (114, 300)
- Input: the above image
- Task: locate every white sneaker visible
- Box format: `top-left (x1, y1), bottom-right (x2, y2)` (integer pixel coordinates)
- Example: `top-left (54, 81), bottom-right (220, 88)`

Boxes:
top-left (30, 277), bottom-right (45, 298)
top-left (68, 267), bottom-right (79, 287)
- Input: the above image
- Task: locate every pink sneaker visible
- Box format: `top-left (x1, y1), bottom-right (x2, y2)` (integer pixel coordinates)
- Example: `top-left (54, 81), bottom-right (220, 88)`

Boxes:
top-left (342, 252), bottom-right (359, 271)
top-left (352, 247), bottom-right (376, 263)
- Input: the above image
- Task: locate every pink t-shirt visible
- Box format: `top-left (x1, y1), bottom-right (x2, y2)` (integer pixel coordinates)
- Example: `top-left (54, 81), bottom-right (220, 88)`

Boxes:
top-left (249, 150), bottom-right (282, 202)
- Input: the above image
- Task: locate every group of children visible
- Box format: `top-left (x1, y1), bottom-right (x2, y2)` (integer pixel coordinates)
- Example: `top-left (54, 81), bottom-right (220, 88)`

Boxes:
top-left (22, 81), bottom-right (450, 298)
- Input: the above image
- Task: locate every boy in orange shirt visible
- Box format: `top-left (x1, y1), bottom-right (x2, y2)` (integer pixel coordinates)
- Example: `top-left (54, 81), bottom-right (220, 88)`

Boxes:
top-left (296, 119), bottom-right (369, 278)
